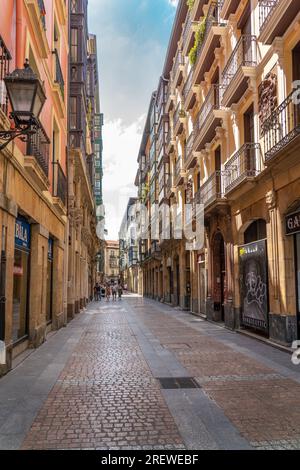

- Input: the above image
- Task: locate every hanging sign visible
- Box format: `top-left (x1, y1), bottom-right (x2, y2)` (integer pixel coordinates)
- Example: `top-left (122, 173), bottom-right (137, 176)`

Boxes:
top-left (286, 210), bottom-right (300, 236)
top-left (15, 217), bottom-right (30, 250)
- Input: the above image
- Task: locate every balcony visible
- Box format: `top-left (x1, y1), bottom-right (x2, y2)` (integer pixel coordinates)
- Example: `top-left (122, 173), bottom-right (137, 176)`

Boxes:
top-left (166, 127), bottom-right (176, 154)
top-left (194, 1), bottom-right (226, 85)
top-left (185, 131), bottom-right (197, 170)
top-left (182, 12), bottom-right (201, 57)
top-left (173, 102), bottom-right (186, 137)
top-left (171, 50), bottom-right (185, 88)
top-left (221, 35), bottom-right (258, 107)
top-left (157, 120), bottom-right (169, 166)
top-left (261, 89), bottom-right (300, 164)
top-left (24, 125), bottom-right (50, 190)
top-left (55, 0), bottom-right (67, 25)
top-left (224, 143), bottom-right (262, 195)
top-left (52, 49), bottom-right (65, 117)
top-left (174, 155), bottom-right (186, 186)
top-left (52, 161), bottom-right (67, 214)
top-left (183, 67), bottom-right (197, 111)
top-left (25, 0), bottom-right (50, 58)
top-left (166, 81), bottom-right (175, 113)
top-left (200, 171), bottom-right (227, 209)
top-left (194, 84), bottom-right (225, 151)
top-left (220, 0), bottom-right (240, 19)
top-left (190, 0), bottom-right (207, 20)
top-left (0, 36), bottom-right (11, 119)
top-left (166, 175), bottom-right (175, 198)
top-left (259, 0), bottom-right (299, 45)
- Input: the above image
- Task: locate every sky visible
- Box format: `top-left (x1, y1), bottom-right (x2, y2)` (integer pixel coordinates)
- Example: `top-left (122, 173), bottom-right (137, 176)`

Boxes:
top-left (88, 0), bottom-right (178, 239)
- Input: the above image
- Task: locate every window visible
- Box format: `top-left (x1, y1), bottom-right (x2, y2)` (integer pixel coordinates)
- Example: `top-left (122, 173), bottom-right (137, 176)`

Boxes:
top-left (70, 97), bottom-right (77, 130)
top-left (0, 36), bottom-right (11, 115)
top-left (244, 219), bottom-right (267, 244)
top-left (71, 0), bottom-right (79, 13)
top-left (71, 28), bottom-right (78, 62)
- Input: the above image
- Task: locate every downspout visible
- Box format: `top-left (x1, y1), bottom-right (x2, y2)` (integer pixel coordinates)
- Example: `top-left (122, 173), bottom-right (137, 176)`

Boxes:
top-left (16, 0), bottom-right (24, 68)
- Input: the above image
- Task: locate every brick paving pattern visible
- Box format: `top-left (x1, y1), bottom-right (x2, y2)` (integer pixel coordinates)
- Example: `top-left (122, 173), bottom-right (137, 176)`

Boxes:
top-left (20, 297), bottom-right (300, 450)
top-left (136, 301), bottom-right (300, 450)
top-left (22, 304), bottom-right (184, 450)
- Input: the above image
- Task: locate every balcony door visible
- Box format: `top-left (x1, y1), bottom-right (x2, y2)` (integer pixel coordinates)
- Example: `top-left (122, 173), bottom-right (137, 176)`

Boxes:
top-left (292, 43), bottom-right (300, 128)
top-left (244, 105), bottom-right (255, 174)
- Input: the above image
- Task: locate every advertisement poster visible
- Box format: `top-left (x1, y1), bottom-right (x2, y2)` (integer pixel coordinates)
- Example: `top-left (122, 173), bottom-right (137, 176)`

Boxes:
top-left (239, 240), bottom-right (268, 333)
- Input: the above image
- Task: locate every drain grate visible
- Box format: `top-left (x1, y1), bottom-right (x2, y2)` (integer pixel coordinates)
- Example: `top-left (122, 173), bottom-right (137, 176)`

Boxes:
top-left (157, 377), bottom-right (201, 390)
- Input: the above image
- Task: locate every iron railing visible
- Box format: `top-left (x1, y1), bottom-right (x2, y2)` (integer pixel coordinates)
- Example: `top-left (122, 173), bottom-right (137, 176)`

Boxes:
top-left (173, 102), bottom-right (181, 129)
top-left (53, 49), bottom-right (65, 99)
top-left (186, 131), bottom-right (194, 163)
top-left (221, 35), bottom-right (258, 90)
top-left (0, 36), bottom-right (11, 116)
top-left (224, 143), bottom-right (262, 192)
top-left (183, 11), bottom-right (192, 45)
top-left (172, 50), bottom-right (184, 81)
top-left (196, 1), bottom-right (223, 63)
top-left (261, 89), bottom-right (300, 161)
top-left (259, 0), bottom-right (277, 31)
top-left (38, 0), bottom-right (46, 30)
top-left (200, 171), bottom-right (226, 206)
top-left (52, 161), bottom-right (67, 205)
top-left (194, 84), bottom-right (222, 132)
top-left (26, 125), bottom-right (50, 177)
top-left (183, 67), bottom-right (194, 101)
top-left (175, 155), bottom-right (182, 179)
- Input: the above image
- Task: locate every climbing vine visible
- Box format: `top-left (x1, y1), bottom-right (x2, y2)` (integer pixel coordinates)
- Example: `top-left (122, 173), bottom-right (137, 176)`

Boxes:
top-left (188, 17), bottom-right (207, 66)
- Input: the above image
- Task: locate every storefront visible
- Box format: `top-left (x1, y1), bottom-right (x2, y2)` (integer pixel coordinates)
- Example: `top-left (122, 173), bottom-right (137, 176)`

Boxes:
top-left (13, 217), bottom-right (31, 344)
top-left (286, 209), bottom-right (300, 339)
top-left (197, 253), bottom-right (206, 316)
top-left (238, 219), bottom-right (269, 335)
top-left (46, 238), bottom-right (54, 325)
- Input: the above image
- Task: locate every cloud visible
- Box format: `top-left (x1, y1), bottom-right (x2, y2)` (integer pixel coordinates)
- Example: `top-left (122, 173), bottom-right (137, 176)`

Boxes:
top-left (168, 0), bottom-right (179, 7)
top-left (102, 116), bottom-right (145, 239)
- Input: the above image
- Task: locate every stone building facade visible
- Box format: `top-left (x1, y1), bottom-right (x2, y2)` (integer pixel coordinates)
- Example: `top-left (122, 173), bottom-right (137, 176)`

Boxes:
top-left (131, 0), bottom-right (300, 347)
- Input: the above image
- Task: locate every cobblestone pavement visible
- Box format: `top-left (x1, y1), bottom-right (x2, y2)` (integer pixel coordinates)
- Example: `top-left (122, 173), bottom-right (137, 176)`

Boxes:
top-left (1, 295), bottom-right (300, 450)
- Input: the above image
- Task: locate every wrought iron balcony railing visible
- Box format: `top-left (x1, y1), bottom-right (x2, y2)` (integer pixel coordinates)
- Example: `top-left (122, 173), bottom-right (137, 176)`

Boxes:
top-left (53, 48), bottom-right (65, 99)
top-left (171, 50), bottom-right (184, 82)
top-left (224, 143), bottom-right (262, 192)
top-left (183, 11), bottom-right (192, 45)
top-left (53, 161), bottom-right (67, 205)
top-left (261, 89), bottom-right (300, 161)
top-left (0, 36), bottom-right (11, 116)
top-left (194, 84), bottom-right (222, 133)
top-left (259, 0), bottom-right (278, 31)
top-left (26, 125), bottom-right (50, 177)
top-left (173, 102), bottom-right (181, 129)
top-left (183, 67), bottom-right (194, 102)
top-left (175, 155), bottom-right (182, 179)
top-left (186, 131), bottom-right (194, 162)
top-left (200, 170), bottom-right (226, 206)
top-left (221, 35), bottom-right (258, 90)
top-left (196, 1), bottom-right (223, 62)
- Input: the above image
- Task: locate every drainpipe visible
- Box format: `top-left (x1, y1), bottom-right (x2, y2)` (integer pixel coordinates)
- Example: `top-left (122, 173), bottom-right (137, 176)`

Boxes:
top-left (16, 0), bottom-right (24, 68)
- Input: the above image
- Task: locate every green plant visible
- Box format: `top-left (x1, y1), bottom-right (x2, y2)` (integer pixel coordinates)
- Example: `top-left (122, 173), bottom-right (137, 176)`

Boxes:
top-left (187, 0), bottom-right (195, 10)
top-left (188, 17), bottom-right (207, 66)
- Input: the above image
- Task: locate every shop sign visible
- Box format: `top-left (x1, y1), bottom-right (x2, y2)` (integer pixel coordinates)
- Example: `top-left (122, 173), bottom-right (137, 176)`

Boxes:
top-left (13, 265), bottom-right (23, 276)
top-left (48, 238), bottom-right (54, 260)
top-left (239, 240), bottom-right (268, 333)
top-left (286, 210), bottom-right (300, 236)
top-left (15, 218), bottom-right (30, 250)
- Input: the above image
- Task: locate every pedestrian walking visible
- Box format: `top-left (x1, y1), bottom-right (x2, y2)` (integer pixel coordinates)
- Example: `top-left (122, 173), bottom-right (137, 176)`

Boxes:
top-left (94, 283), bottom-right (100, 301)
top-left (112, 284), bottom-right (117, 301)
top-left (97, 283), bottom-right (101, 302)
top-left (118, 284), bottom-right (123, 300)
top-left (105, 284), bottom-right (111, 301)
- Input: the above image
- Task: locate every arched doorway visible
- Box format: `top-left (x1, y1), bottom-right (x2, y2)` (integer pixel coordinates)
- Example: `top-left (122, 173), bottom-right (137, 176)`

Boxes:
top-left (212, 232), bottom-right (226, 321)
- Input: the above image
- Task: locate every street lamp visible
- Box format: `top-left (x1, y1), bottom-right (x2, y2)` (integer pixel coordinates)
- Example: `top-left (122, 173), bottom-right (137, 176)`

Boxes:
top-left (0, 59), bottom-right (46, 151)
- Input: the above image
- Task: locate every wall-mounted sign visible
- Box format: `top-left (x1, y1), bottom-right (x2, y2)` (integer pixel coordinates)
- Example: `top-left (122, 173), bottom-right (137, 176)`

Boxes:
top-left (286, 210), bottom-right (300, 236)
top-left (15, 217), bottom-right (30, 250)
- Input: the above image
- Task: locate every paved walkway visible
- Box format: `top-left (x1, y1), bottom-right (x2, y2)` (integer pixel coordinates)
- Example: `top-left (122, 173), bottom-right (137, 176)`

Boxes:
top-left (0, 295), bottom-right (300, 450)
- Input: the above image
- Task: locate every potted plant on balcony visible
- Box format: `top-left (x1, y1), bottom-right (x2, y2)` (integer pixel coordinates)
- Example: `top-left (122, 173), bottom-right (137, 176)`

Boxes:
top-left (187, 0), bottom-right (195, 9)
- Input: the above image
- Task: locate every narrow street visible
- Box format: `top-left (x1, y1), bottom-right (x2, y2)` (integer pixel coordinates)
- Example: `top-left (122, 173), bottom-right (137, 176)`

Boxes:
top-left (0, 296), bottom-right (299, 451)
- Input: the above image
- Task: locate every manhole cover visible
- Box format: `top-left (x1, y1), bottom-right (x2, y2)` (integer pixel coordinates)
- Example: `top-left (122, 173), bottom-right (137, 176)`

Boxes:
top-left (157, 377), bottom-right (201, 389)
